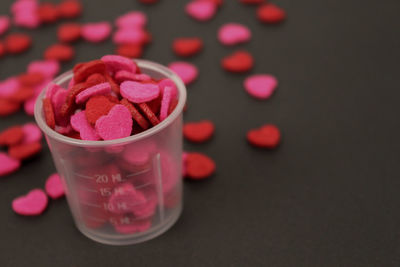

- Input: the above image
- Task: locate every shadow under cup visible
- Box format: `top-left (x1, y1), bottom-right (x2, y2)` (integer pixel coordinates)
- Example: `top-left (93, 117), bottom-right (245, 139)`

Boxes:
top-left (34, 59), bottom-right (187, 245)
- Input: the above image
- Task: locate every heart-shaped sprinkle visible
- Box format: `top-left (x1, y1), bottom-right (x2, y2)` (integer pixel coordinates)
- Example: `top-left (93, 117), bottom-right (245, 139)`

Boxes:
top-left (120, 80), bottom-right (160, 103)
top-left (0, 152), bottom-right (20, 176)
top-left (12, 189), bottom-right (48, 216)
top-left (185, 0), bottom-right (217, 22)
top-left (115, 70), bottom-right (152, 83)
top-left (159, 86), bottom-right (173, 121)
top-left (0, 77), bottom-right (19, 98)
top-left (37, 2), bottom-right (60, 24)
top-left (58, 0), bottom-right (82, 19)
top-left (43, 98), bottom-right (55, 129)
top-left (257, 4), bottom-right (286, 24)
top-left (95, 104), bottom-right (132, 140)
top-left (138, 102), bottom-right (160, 126)
top-left (45, 173), bottom-right (65, 199)
top-left (0, 16), bottom-right (10, 36)
top-left (168, 61), bottom-right (198, 85)
top-left (0, 126), bottom-right (24, 146)
top-left (75, 82), bottom-right (111, 104)
top-left (85, 95), bottom-right (117, 125)
top-left (22, 123), bottom-right (42, 144)
top-left (23, 97), bottom-right (35, 116)
top-left (244, 74), bottom-right (278, 99)
top-left (8, 141), bottom-right (42, 160)
top-left (19, 72), bottom-right (44, 87)
top-left (27, 60), bottom-right (60, 78)
top-left (183, 120), bottom-right (215, 143)
top-left (185, 152), bottom-right (216, 179)
top-left (120, 98), bottom-right (149, 130)
top-left (0, 98), bottom-right (20, 116)
top-left (71, 110), bottom-right (100, 140)
top-left (115, 11), bottom-right (147, 28)
top-left (81, 22), bottom-right (112, 43)
top-left (57, 23), bottom-right (81, 43)
top-left (218, 23), bottom-right (251, 46)
top-left (44, 43), bottom-right (75, 62)
top-left (73, 60), bottom-right (106, 83)
top-left (112, 28), bottom-right (147, 45)
top-left (13, 13), bottom-right (40, 29)
top-left (116, 43), bottom-right (143, 58)
top-left (101, 55), bottom-right (137, 74)
top-left (247, 124), bottom-right (281, 148)
top-left (158, 78), bottom-right (178, 99)
top-left (172, 37), bottom-right (203, 57)
top-left (222, 50), bottom-right (254, 73)
top-left (4, 33), bottom-right (32, 54)
top-left (51, 89), bottom-right (69, 125)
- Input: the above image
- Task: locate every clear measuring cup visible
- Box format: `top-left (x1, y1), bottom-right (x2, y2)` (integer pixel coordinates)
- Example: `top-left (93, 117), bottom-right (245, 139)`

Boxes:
top-left (34, 59), bottom-right (187, 245)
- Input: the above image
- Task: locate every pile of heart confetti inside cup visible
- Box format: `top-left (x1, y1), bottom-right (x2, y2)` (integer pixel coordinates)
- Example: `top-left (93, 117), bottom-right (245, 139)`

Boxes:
top-left (1, 0), bottom-right (285, 218)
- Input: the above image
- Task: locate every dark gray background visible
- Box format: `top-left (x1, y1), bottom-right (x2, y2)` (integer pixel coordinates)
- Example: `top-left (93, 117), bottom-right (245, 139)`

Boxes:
top-left (1, 0), bottom-right (399, 266)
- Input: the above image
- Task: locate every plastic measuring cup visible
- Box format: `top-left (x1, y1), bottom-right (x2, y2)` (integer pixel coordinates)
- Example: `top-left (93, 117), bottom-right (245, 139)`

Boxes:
top-left (34, 59), bottom-right (187, 245)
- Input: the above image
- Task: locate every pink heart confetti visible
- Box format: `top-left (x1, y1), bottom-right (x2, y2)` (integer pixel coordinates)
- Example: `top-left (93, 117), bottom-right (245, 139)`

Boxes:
top-left (0, 16), bottom-right (10, 36)
top-left (120, 80), bottom-right (160, 103)
top-left (185, 0), bottom-right (217, 22)
top-left (168, 61), bottom-right (198, 85)
top-left (71, 110), bottom-right (100, 141)
top-left (12, 189), bottom-right (48, 216)
top-left (75, 82), bottom-right (111, 104)
top-left (112, 28), bottom-right (146, 45)
top-left (244, 74), bottom-right (278, 99)
top-left (115, 11), bottom-right (147, 28)
top-left (159, 86), bottom-right (172, 121)
top-left (0, 152), bottom-right (20, 177)
top-left (218, 23), bottom-right (252, 46)
top-left (81, 22), bottom-right (112, 43)
top-left (0, 77), bottom-right (19, 97)
top-left (45, 173), bottom-right (65, 199)
top-left (95, 104), bottom-right (132, 140)
top-left (101, 55), bottom-right (137, 73)
top-left (22, 123), bottom-right (42, 144)
top-left (27, 60), bottom-right (60, 78)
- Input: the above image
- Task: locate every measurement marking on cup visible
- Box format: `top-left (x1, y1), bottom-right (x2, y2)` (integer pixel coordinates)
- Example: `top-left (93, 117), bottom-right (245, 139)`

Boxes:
top-left (135, 181), bottom-right (153, 189)
top-left (80, 186), bottom-right (98, 193)
top-left (126, 168), bottom-right (150, 177)
top-left (73, 172), bottom-right (93, 179)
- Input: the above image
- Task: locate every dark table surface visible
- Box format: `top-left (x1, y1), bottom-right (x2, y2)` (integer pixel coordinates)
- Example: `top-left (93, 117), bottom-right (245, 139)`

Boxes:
top-left (1, 0), bottom-right (399, 266)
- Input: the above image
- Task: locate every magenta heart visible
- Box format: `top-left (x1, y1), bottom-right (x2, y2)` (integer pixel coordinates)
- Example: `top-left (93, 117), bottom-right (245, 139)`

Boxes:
top-left (112, 28), bottom-right (146, 45)
top-left (45, 173), bottom-right (65, 199)
top-left (0, 77), bottom-right (19, 97)
top-left (12, 189), bottom-right (48, 216)
top-left (81, 22), bottom-right (112, 43)
top-left (0, 152), bottom-right (20, 176)
top-left (168, 61), bottom-right (198, 85)
top-left (120, 80), bottom-right (160, 103)
top-left (95, 104), bottom-right (132, 140)
top-left (185, 0), bottom-right (217, 21)
top-left (22, 123), bottom-right (42, 144)
top-left (244, 74), bottom-right (278, 99)
top-left (71, 111), bottom-right (100, 141)
top-left (218, 23), bottom-right (252, 46)
top-left (27, 60), bottom-right (60, 78)
top-left (115, 11), bottom-right (147, 28)
top-left (0, 15), bottom-right (10, 36)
